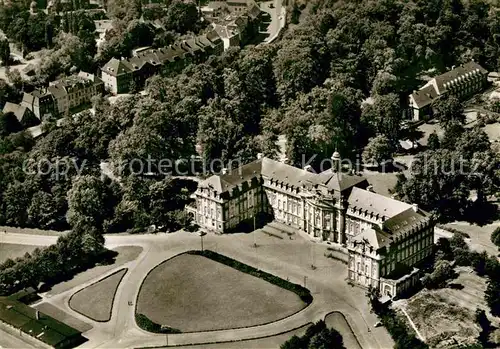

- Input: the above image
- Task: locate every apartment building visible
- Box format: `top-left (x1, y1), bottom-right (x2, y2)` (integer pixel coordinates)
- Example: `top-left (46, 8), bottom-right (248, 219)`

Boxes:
top-left (186, 152), bottom-right (434, 299)
top-left (20, 72), bottom-right (103, 118)
top-left (49, 72), bottom-right (104, 115)
top-left (101, 31), bottom-right (224, 95)
top-left (409, 61), bottom-right (488, 121)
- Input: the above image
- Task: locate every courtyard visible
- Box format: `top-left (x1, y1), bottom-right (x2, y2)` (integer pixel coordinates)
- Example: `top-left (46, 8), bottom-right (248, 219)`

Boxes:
top-left (136, 253), bottom-right (307, 332)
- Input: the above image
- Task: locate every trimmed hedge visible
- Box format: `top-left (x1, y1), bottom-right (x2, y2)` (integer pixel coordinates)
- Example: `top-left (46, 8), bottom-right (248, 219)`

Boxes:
top-left (188, 250), bottom-right (313, 304)
top-left (135, 314), bottom-right (181, 334)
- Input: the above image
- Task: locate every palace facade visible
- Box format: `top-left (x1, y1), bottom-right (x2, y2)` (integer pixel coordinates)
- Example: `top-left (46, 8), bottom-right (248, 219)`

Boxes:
top-left (187, 153), bottom-right (434, 298)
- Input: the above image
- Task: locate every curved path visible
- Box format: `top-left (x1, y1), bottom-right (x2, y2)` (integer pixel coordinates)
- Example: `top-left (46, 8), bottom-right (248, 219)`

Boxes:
top-left (0, 230), bottom-right (393, 348)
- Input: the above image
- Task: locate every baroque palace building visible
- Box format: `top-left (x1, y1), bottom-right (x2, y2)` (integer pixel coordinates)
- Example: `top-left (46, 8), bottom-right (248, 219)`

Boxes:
top-left (186, 153), bottom-right (434, 299)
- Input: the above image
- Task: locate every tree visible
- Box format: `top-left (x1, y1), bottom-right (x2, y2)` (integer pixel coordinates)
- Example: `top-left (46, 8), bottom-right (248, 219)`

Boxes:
top-left (422, 260), bottom-right (456, 289)
top-left (0, 38), bottom-right (10, 66)
top-left (432, 95), bottom-right (465, 127)
top-left (164, 2), bottom-right (199, 34)
top-left (6, 68), bottom-right (23, 90)
top-left (427, 131), bottom-right (440, 150)
top-left (67, 175), bottom-right (109, 230)
top-left (362, 135), bottom-right (394, 167)
top-left (485, 278), bottom-right (500, 316)
top-left (273, 28), bottom-right (328, 102)
top-left (396, 149), bottom-right (470, 221)
top-left (475, 308), bottom-right (492, 347)
top-left (27, 191), bottom-right (58, 229)
top-left (308, 328), bottom-right (345, 349)
top-left (281, 320), bottom-right (345, 349)
top-left (361, 93), bottom-right (402, 143)
top-left (492, 227), bottom-right (500, 248)
top-left (0, 112), bottom-right (23, 136)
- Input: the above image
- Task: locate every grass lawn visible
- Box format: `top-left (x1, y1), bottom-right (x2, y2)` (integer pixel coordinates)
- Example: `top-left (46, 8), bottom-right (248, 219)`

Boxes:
top-left (444, 222), bottom-right (500, 257)
top-left (69, 268), bottom-right (127, 322)
top-left (34, 303), bottom-right (93, 333)
top-left (0, 244), bottom-right (41, 263)
top-left (482, 123), bottom-right (500, 142)
top-left (136, 253), bottom-right (307, 332)
top-left (46, 246), bottom-right (142, 296)
top-left (157, 324), bottom-right (312, 349)
top-left (396, 266), bottom-right (500, 348)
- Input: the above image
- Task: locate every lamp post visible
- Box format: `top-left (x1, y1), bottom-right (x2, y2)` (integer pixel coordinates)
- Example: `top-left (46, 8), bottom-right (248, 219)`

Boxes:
top-left (199, 231), bottom-right (206, 252)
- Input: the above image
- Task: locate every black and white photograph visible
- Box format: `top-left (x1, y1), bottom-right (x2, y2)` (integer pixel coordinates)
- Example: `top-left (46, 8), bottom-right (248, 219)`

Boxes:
top-left (0, 0), bottom-right (498, 348)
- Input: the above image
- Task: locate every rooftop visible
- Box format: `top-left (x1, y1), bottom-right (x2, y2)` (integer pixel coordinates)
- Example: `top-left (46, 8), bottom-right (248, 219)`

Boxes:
top-left (0, 296), bottom-right (83, 348)
top-left (3, 102), bottom-right (30, 122)
top-left (199, 157), bottom-right (368, 196)
top-left (348, 187), bottom-right (412, 220)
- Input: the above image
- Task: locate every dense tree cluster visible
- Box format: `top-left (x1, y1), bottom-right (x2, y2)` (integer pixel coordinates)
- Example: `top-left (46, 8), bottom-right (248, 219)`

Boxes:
top-left (0, 229), bottom-right (109, 296)
top-left (0, 0), bottom-right (499, 237)
top-left (421, 259), bottom-right (456, 289)
top-left (281, 320), bottom-right (345, 349)
top-left (394, 123), bottom-right (499, 222)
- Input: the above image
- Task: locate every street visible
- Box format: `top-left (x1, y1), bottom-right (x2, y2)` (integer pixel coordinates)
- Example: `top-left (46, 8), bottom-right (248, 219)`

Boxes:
top-left (0, 228), bottom-right (393, 349)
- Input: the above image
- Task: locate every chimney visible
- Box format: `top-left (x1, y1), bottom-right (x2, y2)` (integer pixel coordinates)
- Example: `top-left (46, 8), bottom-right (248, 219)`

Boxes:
top-left (221, 168), bottom-right (227, 175)
top-left (257, 153), bottom-right (263, 160)
top-left (412, 203), bottom-right (418, 212)
top-left (35, 310), bottom-right (40, 320)
top-left (303, 165), bottom-right (313, 172)
top-left (282, 157), bottom-right (289, 164)
top-left (451, 65), bottom-right (456, 70)
top-left (366, 185), bottom-right (374, 192)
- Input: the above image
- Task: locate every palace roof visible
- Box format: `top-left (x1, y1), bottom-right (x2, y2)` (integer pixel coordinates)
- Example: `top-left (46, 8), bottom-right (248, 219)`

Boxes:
top-left (199, 157), bottom-right (367, 196)
top-left (348, 187), bottom-right (412, 219)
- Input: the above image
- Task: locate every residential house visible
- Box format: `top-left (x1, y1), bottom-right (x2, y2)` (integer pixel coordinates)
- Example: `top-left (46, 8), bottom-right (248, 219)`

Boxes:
top-left (101, 31), bottom-right (223, 95)
top-left (186, 152), bottom-right (434, 299)
top-left (21, 89), bottom-right (57, 120)
top-left (409, 61), bottom-right (488, 121)
top-left (2, 102), bottom-right (39, 127)
top-left (49, 72), bottom-right (104, 115)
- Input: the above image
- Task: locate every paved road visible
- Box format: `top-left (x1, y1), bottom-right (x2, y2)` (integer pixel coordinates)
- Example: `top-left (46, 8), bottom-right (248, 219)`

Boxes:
top-left (0, 230), bottom-right (393, 349)
top-left (0, 328), bottom-right (37, 349)
top-left (260, 0), bottom-right (286, 44)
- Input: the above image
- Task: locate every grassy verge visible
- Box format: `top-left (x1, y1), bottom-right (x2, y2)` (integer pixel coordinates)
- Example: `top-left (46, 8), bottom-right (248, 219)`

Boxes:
top-left (187, 250), bottom-right (313, 304)
top-left (69, 268), bottom-right (127, 322)
top-left (136, 314), bottom-right (181, 334)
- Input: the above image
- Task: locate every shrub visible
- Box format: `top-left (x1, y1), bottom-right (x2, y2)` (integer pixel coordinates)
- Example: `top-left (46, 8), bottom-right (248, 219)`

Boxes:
top-left (281, 320), bottom-right (345, 349)
top-left (422, 260), bottom-right (456, 289)
top-left (491, 227), bottom-right (500, 248)
top-left (188, 250), bottom-right (313, 304)
top-left (135, 314), bottom-right (181, 334)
